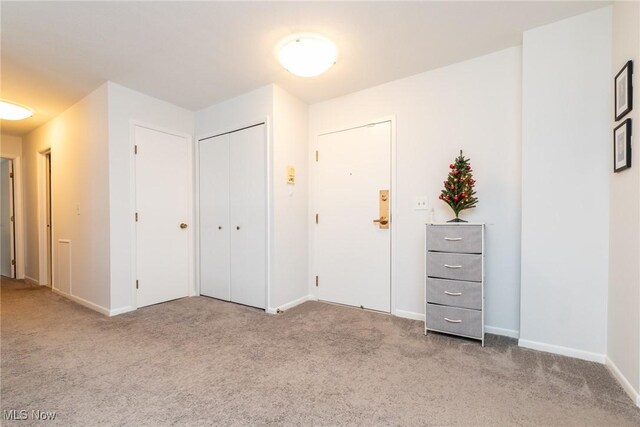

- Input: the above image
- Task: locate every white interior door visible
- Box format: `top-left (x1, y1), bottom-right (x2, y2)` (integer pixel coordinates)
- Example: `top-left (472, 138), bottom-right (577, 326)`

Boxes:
top-left (315, 121), bottom-right (391, 312)
top-left (229, 124), bottom-right (266, 309)
top-left (0, 159), bottom-right (15, 278)
top-left (135, 126), bottom-right (191, 308)
top-left (199, 134), bottom-right (231, 300)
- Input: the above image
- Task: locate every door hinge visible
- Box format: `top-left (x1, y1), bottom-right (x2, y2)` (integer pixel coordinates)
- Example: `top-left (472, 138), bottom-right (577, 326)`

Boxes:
top-left (315, 150), bottom-right (319, 162)
top-left (315, 275), bottom-right (319, 287)
top-left (11, 259), bottom-right (15, 266)
top-left (134, 145), bottom-right (138, 154)
top-left (136, 280), bottom-right (139, 289)
top-left (315, 213), bottom-right (319, 224)
top-left (135, 212), bottom-right (138, 222)
top-left (10, 216), bottom-right (14, 222)
top-left (9, 172), bottom-right (13, 178)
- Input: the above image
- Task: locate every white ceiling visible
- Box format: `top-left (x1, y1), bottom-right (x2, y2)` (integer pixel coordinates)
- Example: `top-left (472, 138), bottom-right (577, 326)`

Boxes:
top-left (1, 1), bottom-right (608, 136)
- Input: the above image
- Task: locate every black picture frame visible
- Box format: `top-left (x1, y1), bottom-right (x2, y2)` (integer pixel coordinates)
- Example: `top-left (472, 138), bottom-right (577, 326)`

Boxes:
top-left (614, 119), bottom-right (632, 173)
top-left (615, 60), bottom-right (633, 121)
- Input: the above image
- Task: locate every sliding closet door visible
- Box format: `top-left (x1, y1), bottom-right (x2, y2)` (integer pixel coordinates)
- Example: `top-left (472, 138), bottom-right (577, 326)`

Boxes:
top-left (199, 134), bottom-right (231, 300)
top-left (229, 124), bottom-right (266, 309)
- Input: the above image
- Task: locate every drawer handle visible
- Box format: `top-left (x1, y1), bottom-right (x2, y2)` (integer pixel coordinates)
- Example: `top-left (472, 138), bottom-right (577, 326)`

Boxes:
top-left (444, 291), bottom-right (462, 296)
top-left (444, 237), bottom-right (462, 241)
top-left (444, 264), bottom-right (462, 269)
top-left (444, 318), bottom-right (462, 323)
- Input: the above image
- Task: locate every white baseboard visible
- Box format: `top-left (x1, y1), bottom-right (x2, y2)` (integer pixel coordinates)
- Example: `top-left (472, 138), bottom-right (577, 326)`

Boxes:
top-left (51, 288), bottom-right (110, 316)
top-left (267, 294), bottom-right (313, 314)
top-left (24, 275), bottom-right (39, 285)
top-left (518, 339), bottom-right (606, 363)
top-left (605, 356), bottom-right (640, 407)
top-left (485, 325), bottom-right (519, 339)
top-left (394, 309), bottom-right (425, 321)
top-left (109, 306), bottom-right (135, 316)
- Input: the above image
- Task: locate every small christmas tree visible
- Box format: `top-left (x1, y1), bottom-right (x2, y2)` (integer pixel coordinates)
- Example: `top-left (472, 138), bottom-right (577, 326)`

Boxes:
top-left (438, 150), bottom-right (478, 222)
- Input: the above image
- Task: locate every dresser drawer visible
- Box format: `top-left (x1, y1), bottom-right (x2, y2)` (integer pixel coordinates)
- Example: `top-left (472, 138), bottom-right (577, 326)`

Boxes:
top-left (426, 278), bottom-right (481, 310)
top-left (426, 304), bottom-right (482, 338)
top-left (426, 225), bottom-right (482, 254)
top-left (426, 252), bottom-right (482, 282)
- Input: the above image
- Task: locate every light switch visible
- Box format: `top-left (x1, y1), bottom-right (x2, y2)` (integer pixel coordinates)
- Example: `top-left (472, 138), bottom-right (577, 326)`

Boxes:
top-left (287, 166), bottom-right (295, 184)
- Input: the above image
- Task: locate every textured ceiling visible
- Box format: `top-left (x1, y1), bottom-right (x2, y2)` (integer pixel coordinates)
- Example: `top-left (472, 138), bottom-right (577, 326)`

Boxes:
top-left (1, 1), bottom-right (608, 136)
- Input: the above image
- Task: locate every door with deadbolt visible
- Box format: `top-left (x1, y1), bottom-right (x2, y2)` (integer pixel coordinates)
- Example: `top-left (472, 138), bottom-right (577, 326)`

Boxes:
top-left (315, 121), bottom-right (391, 312)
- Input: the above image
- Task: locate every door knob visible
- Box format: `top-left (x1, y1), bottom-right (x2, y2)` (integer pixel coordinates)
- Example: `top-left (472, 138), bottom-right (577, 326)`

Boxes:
top-left (180, 223), bottom-right (188, 229)
top-left (373, 217), bottom-right (389, 225)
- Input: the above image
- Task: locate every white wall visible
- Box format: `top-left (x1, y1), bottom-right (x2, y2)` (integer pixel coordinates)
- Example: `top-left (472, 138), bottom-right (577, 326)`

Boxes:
top-left (520, 7), bottom-right (611, 361)
top-left (1, 134), bottom-right (24, 279)
top-left (107, 82), bottom-right (195, 313)
top-left (271, 85), bottom-right (309, 309)
top-left (1, 135), bottom-right (22, 157)
top-left (22, 83), bottom-right (111, 311)
top-left (309, 47), bottom-right (522, 335)
top-left (608, 0), bottom-right (640, 403)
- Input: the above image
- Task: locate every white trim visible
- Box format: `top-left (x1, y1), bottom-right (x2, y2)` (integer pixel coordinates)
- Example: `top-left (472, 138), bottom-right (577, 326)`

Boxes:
top-left (485, 326), bottom-right (519, 339)
top-left (518, 339), bottom-right (606, 363)
top-left (109, 306), bottom-right (135, 316)
top-left (52, 287), bottom-right (110, 316)
top-left (195, 117), bottom-right (272, 311)
top-left (266, 294), bottom-right (312, 314)
top-left (36, 149), bottom-right (51, 286)
top-left (605, 356), bottom-right (640, 407)
top-left (395, 309), bottom-right (426, 322)
top-left (24, 275), bottom-right (39, 286)
top-left (309, 116), bottom-right (397, 314)
top-left (129, 121), bottom-right (195, 310)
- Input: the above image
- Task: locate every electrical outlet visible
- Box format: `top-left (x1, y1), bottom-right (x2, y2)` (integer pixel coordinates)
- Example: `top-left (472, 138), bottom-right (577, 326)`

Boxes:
top-left (414, 197), bottom-right (429, 210)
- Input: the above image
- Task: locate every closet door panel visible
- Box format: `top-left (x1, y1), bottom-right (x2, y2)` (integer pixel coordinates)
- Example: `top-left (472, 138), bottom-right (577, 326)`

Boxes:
top-left (229, 125), bottom-right (266, 309)
top-left (199, 134), bottom-right (231, 300)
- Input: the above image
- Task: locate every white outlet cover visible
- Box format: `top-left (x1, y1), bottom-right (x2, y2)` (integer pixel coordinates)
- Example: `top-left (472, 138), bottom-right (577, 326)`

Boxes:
top-left (414, 196), bottom-right (429, 210)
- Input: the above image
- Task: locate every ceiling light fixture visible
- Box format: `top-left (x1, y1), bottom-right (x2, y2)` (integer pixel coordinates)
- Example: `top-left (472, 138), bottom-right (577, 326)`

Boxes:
top-left (0, 100), bottom-right (33, 121)
top-left (278, 34), bottom-right (338, 77)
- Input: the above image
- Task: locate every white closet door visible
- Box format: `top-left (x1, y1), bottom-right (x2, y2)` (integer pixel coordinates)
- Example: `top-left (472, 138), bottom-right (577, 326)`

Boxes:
top-left (199, 134), bottom-right (231, 300)
top-left (229, 124), bottom-right (266, 309)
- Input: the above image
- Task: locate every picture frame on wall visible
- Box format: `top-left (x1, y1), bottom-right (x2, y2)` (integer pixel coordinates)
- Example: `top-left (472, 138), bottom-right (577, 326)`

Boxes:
top-left (613, 119), bottom-right (632, 173)
top-left (615, 60), bottom-right (633, 121)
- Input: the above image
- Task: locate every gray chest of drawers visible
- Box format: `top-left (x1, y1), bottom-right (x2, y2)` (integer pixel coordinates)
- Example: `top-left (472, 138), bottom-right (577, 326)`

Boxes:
top-left (425, 223), bottom-right (485, 346)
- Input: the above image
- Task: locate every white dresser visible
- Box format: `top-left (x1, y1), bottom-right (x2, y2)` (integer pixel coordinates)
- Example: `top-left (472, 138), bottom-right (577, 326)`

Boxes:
top-left (425, 223), bottom-right (485, 346)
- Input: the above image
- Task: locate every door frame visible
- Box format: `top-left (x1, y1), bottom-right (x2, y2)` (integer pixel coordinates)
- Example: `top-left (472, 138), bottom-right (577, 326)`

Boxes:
top-left (129, 121), bottom-right (195, 310)
top-left (194, 117), bottom-right (272, 311)
top-left (309, 116), bottom-right (397, 314)
top-left (37, 149), bottom-right (51, 286)
top-left (0, 153), bottom-right (24, 280)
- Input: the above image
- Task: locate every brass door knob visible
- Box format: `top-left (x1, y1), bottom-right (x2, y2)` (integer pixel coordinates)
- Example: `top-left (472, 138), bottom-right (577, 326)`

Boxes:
top-left (180, 223), bottom-right (188, 229)
top-left (373, 217), bottom-right (389, 225)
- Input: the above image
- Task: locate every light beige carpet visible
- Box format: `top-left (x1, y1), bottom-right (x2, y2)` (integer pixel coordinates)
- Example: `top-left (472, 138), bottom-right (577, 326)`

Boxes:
top-left (1, 277), bottom-right (639, 426)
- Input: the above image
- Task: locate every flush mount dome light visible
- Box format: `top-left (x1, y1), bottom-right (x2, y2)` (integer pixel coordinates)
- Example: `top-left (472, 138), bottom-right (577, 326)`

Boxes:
top-left (278, 34), bottom-right (338, 77)
top-left (0, 100), bottom-right (33, 120)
